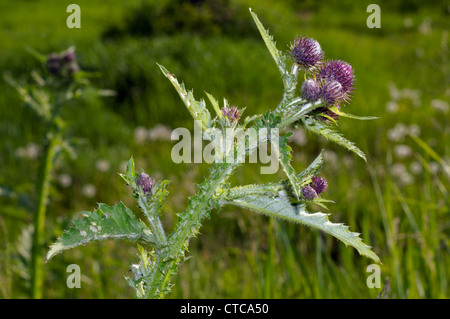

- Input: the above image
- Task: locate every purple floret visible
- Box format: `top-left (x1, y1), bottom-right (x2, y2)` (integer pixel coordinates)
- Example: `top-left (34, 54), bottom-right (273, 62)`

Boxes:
top-left (301, 79), bottom-right (322, 101)
top-left (137, 173), bottom-right (155, 195)
top-left (302, 185), bottom-right (318, 200)
top-left (290, 36), bottom-right (324, 69)
top-left (311, 176), bottom-right (328, 194)
top-left (317, 60), bottom-right (355, 102)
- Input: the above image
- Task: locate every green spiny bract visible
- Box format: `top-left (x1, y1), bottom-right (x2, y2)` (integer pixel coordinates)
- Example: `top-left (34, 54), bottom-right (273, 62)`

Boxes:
top-left (46, 9), bottom-right (379, 299)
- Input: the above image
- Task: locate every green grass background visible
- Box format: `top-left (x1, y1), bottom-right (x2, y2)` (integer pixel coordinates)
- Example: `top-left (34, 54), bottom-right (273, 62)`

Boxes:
top-left (0, 0), bottom-right (448, 298)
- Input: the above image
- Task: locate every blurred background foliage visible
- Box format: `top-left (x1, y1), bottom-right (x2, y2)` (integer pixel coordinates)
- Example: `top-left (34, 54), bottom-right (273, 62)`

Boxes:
top-left (0, 0), bottom-right (449, 298)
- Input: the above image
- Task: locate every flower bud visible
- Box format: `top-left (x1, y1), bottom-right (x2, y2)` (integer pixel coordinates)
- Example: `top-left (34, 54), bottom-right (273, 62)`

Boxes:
top-left (290, 36), bottom-right (324, 69)
top-left (311, 176), bottom-right (328, 194)
top-left (302, 185), bottom-right (318, 200)
top-left (317, 60), bottom-right (355, 102)
top-left (321, 80), bottom-right (344, 105)
top-left (301, 79), bottom-right (321, 101)
top-left (136, 173), bottom-right (154, 195)
top-left (46, 53), bottom-right (61, 75)
top-left (222, 106), bottom-right (241, 123)
top-left (63, 50), bottom-right (76, 63)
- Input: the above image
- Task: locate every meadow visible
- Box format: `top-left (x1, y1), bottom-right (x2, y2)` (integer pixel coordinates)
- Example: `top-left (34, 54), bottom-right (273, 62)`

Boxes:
top-left (0, 0), bottom-right (448, 298)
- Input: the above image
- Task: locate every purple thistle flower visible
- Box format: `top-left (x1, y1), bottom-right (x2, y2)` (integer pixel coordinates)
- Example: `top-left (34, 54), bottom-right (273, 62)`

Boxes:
top-left (47, 53), bottom-right (61, 75)
top-left (222, 106), bottom-right (241, 123)
top-left (290, 36), bottom-right (324, 69)
top-left (302, 185), bottom-right (318, 200)
top-left (317, 60), bottom-right (355, 102)
top-left (311, 176), bottom-right (328, 194)
top-left (301, 79), bottom-right (321, 101)
top-left (136, 173), bottom-right (154, 196)
top-left (63, 50), bottom-right (76, 63)
top-left (321, 80), bottom-right (344, 105)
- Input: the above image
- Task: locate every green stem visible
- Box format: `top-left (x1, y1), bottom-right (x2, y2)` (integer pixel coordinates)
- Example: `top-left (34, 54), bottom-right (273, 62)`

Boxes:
top-left (30, 91), bottom-right (64, 299)
top-left (30, 134), bottom-right (57, 299)
top-left (140, 98), bottom-right (306, 298)
top-left (143, 162), bottom-right (236, 298)
top-left (138, 197), bottom-right (167, 247)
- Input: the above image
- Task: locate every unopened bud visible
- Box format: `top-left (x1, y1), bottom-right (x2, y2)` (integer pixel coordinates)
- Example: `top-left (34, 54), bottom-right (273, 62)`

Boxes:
top-left (136, 173), bottom-right (154, 195)
top-left (302, 185), bottom-right (318, 200)
top-left (222, 106), bottom-right (241, 123)
top-left (311, 176), bottom-right (328, 194)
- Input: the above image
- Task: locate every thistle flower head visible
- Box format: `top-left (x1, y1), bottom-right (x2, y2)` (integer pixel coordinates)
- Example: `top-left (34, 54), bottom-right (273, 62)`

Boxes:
top-left (46, 49), bottom-right (79, 76)
top-left (311, 176), bottom-right (328, 194)
top-left (302, 185), bottom-right (318, 200)
top-left (222, 106), bottom-right (241, 123)
top-left (290, 36), bottom-right (324, 70)
top-left (301, 79), bottom-right (321, 101)
top-left (136, 172), bottom-right (154, 196)
top-left (317, 60), bottom-right (355, 102)
top-left (47, 53), bottom-right (61, 75)
top-left (63, 50), bottom-right (76, 63)
top-left (321, 80), bottom-right (344, 105)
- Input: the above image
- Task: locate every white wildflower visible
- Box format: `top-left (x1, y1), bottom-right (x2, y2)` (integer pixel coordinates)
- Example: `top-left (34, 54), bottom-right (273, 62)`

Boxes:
top-left (418, 17), bottom-right (432, 34)
top-left (408, 124), bottom-right (421, 136)
top-left (410, 161), bottom-right (422, 175)
top-left (134, 126), bottom-right (148, 144)
top-left (81, 184), bottom-right (97, 198)
top-left (430, 99), bottom-right (449, 113)
top-left (394, 145), bottom-right (413, 159)
top-left (148, 124), bottom-right (172, 141)
top-left (387, 82), bottom-right (401, 100)
top-left (386, 101), bottom-right (398, 113)
top-left (95, 159), bottom-right (110, 172)
top-left (429, 162), bottom-right (440, 174)
top-left (58, 174), bottom-right (72, 188)
top-left (403, 17), bottom-right (413, 28)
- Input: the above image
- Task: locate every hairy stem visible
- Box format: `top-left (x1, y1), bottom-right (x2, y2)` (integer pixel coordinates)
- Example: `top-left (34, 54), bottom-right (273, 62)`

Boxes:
top-left (138, 196), bottom-right (168, 247)
top-left (31, 92), bottom-right (64, 299)
top-left (143, 162), bottom-right (236, 298)
top-left (30, 133), bottom-right (57, 299)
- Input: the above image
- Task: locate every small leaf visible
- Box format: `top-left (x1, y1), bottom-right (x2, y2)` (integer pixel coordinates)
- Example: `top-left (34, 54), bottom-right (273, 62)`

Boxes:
top-left (278, 100), bottom-right (324, 128)
top-left (222, 183), bottom-right (281, 199)
top-left (272, 133), bottom-right (302, 198)
top-left (46, 202), bottom-right (156, 261)
top-left (126, 157), bottom-right (136, 180)
top-left (329, 106), bottom-right (379, 120)
top-left (25, 46), bottom-right (47, 63)
top-left (297, 151), bottom-right (324, 184)
top-left (157, 63), bottom-right (211, 130)
top-left (303, 117), bottom-right (367, 161)
top-left (4, 74), bottom-right (51, 120)
top-left (249, 9), bottom-right (286, 75)
top-left (222, 191), bottom-right (380, 263)
top-left (120, 157), bottom-right (137, 186)
top-left (205, 91), bottom-right (223, 119)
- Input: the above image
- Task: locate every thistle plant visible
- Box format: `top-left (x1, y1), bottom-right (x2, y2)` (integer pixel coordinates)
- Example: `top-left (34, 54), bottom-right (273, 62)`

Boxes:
top-left (46, 10), bottom-right (380, 298)
top-left (5, 47), bottom-right (107, 298)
